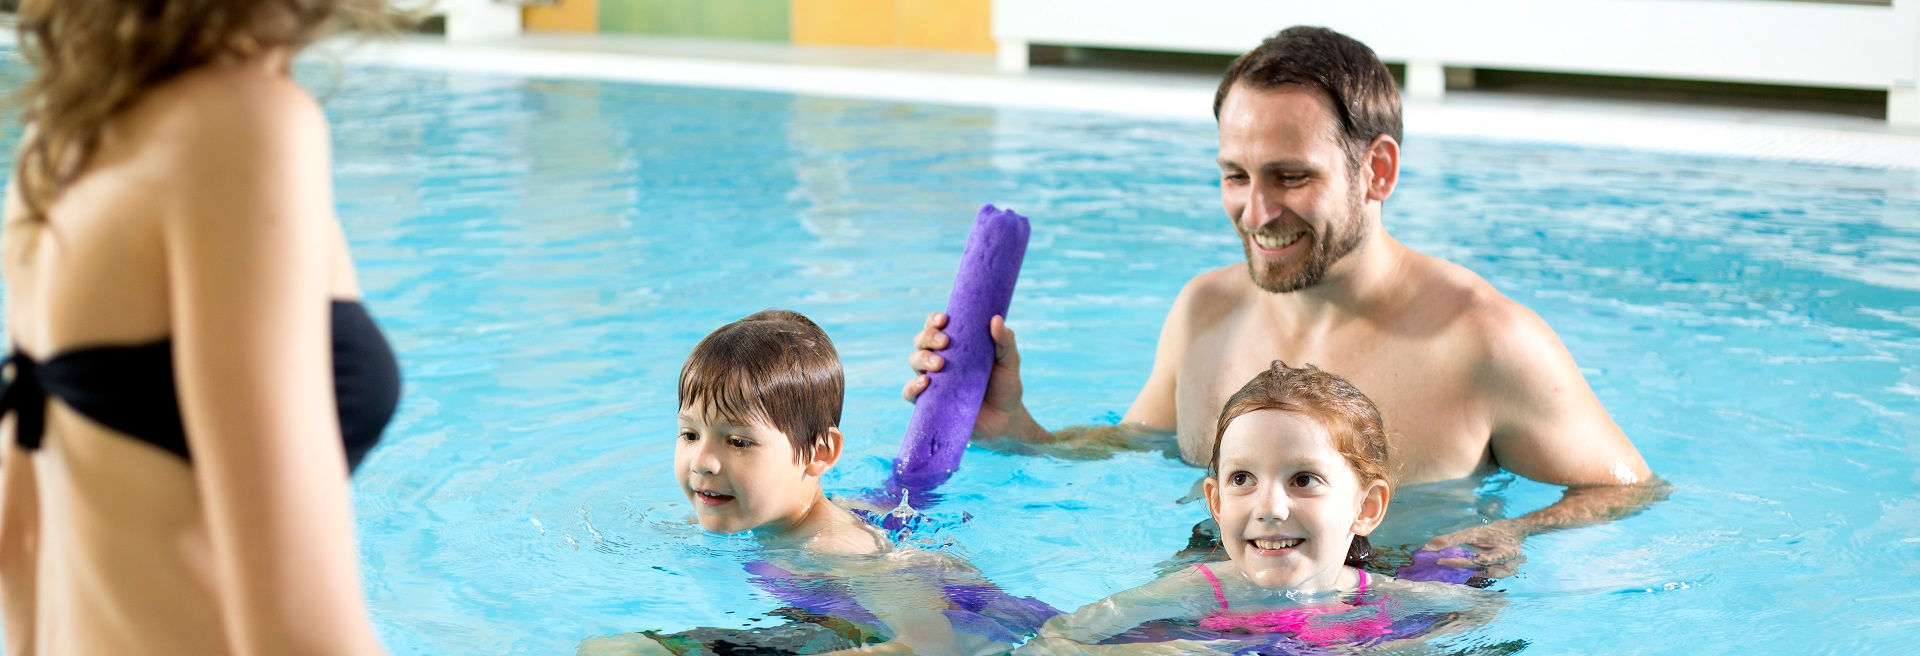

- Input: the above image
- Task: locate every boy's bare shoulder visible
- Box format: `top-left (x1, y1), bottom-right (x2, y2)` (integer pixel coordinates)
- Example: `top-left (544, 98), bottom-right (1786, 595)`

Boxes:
top-left (808, 519), bottom-right (893, 557)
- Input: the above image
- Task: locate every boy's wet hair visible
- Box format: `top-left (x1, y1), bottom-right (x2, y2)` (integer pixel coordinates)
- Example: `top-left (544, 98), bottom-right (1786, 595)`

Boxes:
top-left (1212, 25), bottom-right (1403, 170)
top-left (679, 309), bottom-right (843, 463)
top-left (1209, 360), bottom-right (1389, 486)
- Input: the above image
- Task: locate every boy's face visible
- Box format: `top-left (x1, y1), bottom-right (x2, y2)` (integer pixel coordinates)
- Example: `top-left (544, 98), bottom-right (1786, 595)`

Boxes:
top-left (1205, 409), bottom-right (1388, 591)
top-left (675, 399), bottom-right (833, 536)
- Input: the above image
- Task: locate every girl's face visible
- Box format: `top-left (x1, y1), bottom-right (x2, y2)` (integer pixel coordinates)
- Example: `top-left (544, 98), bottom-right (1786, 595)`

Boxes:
top-left (674, 399), bottom-right (834, 536)
top-left (1206, 409), bottom-right (1389, 591)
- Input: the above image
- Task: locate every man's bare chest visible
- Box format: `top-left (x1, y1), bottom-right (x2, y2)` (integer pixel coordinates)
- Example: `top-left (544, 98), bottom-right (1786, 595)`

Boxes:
top-left (1172, 321), bottom-right (1493, 482)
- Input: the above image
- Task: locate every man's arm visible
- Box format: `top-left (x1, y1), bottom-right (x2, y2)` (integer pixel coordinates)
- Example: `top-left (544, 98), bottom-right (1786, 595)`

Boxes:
top-left (1421, 481), bottom-right (1669, 576)
top-left (1424, 300), bottom-right (1667, 573)
top-left (902, 280), bottom-right (1191, 459)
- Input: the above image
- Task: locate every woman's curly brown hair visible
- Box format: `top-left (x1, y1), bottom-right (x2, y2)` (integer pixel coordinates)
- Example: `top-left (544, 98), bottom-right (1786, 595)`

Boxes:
top-left (11, 0), bottom-right (403, 221)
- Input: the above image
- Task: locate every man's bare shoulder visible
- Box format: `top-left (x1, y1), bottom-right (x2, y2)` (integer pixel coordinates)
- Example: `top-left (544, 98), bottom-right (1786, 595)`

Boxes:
top-left (1171, 264), bottom-right (1254, 325)
top-left (1404, 252), bottom-right (1565, 377)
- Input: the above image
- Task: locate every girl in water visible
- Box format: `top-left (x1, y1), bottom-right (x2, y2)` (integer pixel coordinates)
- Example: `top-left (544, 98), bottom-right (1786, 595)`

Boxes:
top-left (1025, 361), bottom-right (1484, 652)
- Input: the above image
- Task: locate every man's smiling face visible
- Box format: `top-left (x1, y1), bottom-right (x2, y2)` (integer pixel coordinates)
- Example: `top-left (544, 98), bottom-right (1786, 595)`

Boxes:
top-left (1216, 82), bottom-right (1371, 294)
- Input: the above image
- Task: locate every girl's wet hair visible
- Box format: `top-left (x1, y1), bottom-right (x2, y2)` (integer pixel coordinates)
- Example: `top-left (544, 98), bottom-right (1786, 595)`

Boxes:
top-left (1209, 360), bottom-right (1389, 485)
top-left (679, 309), bottom-right (843, 463)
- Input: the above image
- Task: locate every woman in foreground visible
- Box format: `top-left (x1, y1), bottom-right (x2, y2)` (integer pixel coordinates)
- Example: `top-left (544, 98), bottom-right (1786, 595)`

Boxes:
top-left (1, 1), bottom-right (402, 653)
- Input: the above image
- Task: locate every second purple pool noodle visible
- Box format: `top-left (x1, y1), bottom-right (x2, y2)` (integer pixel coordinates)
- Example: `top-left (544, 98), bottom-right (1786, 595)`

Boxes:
top-left (1394, 546), bottom-right (1478, 584)
top-left (892, 205), bottom-right (1030, 491)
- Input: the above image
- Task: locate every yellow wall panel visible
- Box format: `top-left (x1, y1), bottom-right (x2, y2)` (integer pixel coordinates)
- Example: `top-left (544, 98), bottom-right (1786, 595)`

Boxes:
top-left (793, 0), bottom-right (895, 47)
top-left (525, 0), bottom-right (599, 32)
top-left (896, 0), bottom-right (993, 53)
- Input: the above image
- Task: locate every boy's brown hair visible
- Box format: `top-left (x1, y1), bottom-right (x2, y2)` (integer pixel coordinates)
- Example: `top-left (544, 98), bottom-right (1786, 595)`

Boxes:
top-left (678, 309), bottom-right (844, 463)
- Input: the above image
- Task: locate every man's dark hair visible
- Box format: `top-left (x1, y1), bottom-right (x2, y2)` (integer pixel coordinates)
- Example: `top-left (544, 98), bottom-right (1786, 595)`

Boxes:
top-left (1212, 26), bottom-right (1403, 167)
top-left (679, 309), bottom-right (844, 463)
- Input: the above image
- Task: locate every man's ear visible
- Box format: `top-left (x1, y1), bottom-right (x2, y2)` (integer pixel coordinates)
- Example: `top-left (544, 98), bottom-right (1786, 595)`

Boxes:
top-left (803, 427), bottom-right (844, 477)
top-left (1361, 134), bottom-right (1400, 203)
top-left (1351, 478), bottom-right (1392, 536)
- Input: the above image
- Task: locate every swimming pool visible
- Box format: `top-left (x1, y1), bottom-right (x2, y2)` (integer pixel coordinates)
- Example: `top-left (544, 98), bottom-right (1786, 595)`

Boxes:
top-left (7, 56), bottom-right (1920, 654)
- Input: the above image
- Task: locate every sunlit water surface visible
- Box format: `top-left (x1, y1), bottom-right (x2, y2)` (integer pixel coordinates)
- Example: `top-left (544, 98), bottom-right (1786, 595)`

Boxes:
top-left (1, 56), bottom-right (1917, 655)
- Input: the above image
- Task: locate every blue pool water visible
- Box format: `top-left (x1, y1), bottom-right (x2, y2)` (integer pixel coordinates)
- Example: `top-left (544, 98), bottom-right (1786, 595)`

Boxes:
top-left (6, 57), bottom-right (1920, 654)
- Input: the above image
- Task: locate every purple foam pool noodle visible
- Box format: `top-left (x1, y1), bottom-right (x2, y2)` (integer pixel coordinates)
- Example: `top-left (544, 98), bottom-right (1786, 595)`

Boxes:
top-left (1395, 546), bottom-right (1477, 584)
top-left (892, 205), bottom-right (1030, 491)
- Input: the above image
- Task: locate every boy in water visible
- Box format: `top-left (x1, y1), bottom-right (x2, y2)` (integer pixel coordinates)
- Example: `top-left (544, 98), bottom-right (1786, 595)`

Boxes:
top-left (582, 310), bottom-right (1054, 656)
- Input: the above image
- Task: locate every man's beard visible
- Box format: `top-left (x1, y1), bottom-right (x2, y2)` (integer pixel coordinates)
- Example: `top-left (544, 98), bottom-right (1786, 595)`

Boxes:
top-left (1241, 189), bottom-right (1368, 294)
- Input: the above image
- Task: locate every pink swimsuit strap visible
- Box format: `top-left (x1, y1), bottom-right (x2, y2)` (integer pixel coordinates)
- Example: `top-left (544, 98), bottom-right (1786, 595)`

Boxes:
top-left (1191, 564), bottom-right (1369, 612)
top-left (1196, 563), bottom-right (1230, 609)
top-left (1192, 564), bottom-right (1388, 642)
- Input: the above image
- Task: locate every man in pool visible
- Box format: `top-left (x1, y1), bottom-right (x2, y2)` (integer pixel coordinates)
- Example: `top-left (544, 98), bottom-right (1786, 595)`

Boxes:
top-left (902, 26), bottom-right (1662, 577)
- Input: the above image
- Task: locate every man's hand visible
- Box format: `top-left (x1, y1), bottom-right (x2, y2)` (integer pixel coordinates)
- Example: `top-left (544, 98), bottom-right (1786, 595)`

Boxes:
top-left (902, 312), bottom-right (1045, 441)
top-left (1421, 520), bottom-right (1530, 579)
top-left (1417, 480), bottom-right (1669, 581)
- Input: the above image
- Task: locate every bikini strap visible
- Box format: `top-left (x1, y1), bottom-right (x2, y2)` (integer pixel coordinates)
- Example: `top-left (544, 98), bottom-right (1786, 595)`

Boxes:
top-left (1194, 563), bottom-right (1229, 611)
top-left (1356, 568), bottom-right (1369, 595)
top-left (1, 350), bottom-right (45, 451)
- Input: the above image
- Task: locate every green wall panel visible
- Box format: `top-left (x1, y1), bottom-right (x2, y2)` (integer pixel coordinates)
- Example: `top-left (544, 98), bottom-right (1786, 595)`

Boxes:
top-left (598, 0), bottom-right (790, 41)
top-left (598, 0), bottom-right (695, 35)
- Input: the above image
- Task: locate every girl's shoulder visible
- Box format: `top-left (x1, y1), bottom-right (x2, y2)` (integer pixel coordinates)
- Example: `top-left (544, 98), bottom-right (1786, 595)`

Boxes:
top-left (1141, 560), bottom-right (1230, 599)
top-left (1184, 560), bottom-right (1235, 580)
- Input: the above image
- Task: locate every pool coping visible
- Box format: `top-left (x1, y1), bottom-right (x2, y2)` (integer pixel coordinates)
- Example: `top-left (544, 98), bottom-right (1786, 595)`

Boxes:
top-left (8, 30), bottom-right (1918, 171)
top-left (331, 35), bottom-right (1920, 172)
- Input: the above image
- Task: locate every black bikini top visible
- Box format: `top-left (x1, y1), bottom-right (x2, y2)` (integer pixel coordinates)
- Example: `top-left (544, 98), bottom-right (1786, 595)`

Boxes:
top-left (0, 300), bottom-right (400, 472)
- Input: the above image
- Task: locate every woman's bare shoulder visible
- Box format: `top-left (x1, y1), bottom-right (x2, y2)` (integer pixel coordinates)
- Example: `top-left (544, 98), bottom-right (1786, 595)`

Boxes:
top-left (146, 64), bottom-right (321, 127)
top-left (120, 64), bottom-right (328, 177)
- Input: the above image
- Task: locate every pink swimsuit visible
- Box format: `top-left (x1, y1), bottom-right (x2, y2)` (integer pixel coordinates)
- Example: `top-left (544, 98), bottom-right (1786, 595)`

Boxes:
top-left (1193, 564), bottom-right (1394, 643)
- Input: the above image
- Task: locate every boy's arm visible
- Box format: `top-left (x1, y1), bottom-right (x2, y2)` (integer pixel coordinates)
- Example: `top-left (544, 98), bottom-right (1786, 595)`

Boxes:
top-left (840, 570), bottom-right (972, 656)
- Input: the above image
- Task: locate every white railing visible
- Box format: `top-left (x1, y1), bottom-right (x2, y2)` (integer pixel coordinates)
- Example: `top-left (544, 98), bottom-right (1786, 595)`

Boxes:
top-left (993, 0), bottom-right (1920, 125)
top-left (397, 0), bottom-right (523, 42)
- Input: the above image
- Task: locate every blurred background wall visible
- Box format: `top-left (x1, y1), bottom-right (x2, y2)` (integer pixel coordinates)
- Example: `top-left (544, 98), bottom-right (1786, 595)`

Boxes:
top-left (522, 0), bottom-right (995, 53)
